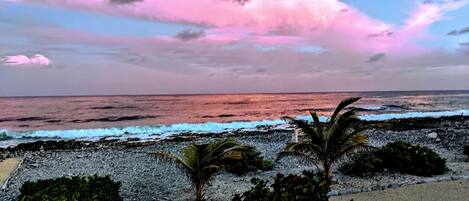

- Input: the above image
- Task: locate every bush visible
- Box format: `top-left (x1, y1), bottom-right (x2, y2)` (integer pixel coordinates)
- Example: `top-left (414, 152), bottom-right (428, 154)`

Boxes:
top-left (223, 150), bottom-right (274, 176)
top-left (19, 175), bottom-right (123, 201)
top-left (232, 171), bottom-right (329, 201)
top-left (464, 144), bottom-right (469, 160)
top-left (379, 141), bottom-right (447, 176)
top-left (339, 151), bottom-right (384, 176)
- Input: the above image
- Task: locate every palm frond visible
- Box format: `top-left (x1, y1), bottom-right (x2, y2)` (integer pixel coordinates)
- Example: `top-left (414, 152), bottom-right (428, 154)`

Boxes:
top-left (330, 97), bottom-right (361, 123)
top-left (309, 111), bottom-right (323, 135)
top-left (276, 151), bottom-right (318, 165)
top-left (283, 142), bottom-right (323, 157)
top-left (278, 96), bottom-right (376, 186)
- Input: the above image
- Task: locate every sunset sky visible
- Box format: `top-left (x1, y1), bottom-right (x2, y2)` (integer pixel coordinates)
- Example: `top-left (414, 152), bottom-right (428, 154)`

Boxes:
top-left (1, 0), bottom-right (468, 96)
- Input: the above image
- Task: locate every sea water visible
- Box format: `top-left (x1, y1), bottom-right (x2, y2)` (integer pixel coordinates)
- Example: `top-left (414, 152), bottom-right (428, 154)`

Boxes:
top-left (1, 91), bottom-right (469, 147)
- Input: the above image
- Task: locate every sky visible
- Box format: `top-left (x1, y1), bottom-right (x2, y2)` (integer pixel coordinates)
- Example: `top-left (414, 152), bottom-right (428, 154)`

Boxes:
top-left (0, 0), bottom-right (468, 96)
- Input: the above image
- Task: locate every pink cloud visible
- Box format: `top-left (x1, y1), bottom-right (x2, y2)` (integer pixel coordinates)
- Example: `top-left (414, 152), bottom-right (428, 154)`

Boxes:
top-left (18, 0), bottom-right (468, 54)
top-left (1, 54), bottom-right (52, 66)
top-left (406, 0), bottom-right (467, 28)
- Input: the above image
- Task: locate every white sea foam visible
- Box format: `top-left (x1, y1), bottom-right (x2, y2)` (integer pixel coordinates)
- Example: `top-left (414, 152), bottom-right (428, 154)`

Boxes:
top-left (360, 109), bottom-right (469, 121)
top-left (3, 119), bottom-right (286, 140)
top-left (2, 109), bottom-right (468, 141)
top-left (363, 106), bottom-right (382, 110)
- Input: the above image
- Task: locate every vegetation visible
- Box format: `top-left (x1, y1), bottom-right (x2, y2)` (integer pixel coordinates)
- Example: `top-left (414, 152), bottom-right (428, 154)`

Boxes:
top-left (379, 141), bottom-right (447, 176)
top-left (18, 175), bottom-right (122, 201)
top-left (152, 138), bottom-right (267, 201)
top-left (339, 151), bottom-right (384, 176)
top-left (464, 144), bottom-right (469, 161)
top-left (223, 150), bottom-right (274, 176)
top-left (340, 141), bottom-right (447, 177)
top-left (276, 97), bottom-right (372, 186)
top-left (232, 171), bottom-right (329, 201)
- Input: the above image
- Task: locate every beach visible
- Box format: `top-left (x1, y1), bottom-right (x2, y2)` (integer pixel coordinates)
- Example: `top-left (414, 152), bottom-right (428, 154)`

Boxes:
top-left (331, 179), bottom-right (469, 201)
top-left (1, 116), bottom-right (468, 201)
top-left (2, 0), bottom-right (469, 200)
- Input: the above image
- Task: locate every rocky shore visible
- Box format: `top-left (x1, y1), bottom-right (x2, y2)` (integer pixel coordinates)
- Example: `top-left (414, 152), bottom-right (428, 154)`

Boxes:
top-left (1, 116), bottom-right (469, 201)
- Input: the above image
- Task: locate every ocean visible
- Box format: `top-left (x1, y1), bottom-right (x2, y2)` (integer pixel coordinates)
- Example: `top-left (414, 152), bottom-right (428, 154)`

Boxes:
top-left (1, 91), bottom-right (469, 147)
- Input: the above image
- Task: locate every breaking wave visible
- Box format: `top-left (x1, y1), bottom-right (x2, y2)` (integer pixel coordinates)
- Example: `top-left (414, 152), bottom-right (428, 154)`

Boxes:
top-left (1, 109), bottom-right (469, 143)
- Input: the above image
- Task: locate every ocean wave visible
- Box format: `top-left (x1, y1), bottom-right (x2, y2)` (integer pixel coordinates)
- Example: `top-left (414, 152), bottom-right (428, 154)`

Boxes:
top-left (0, 116), bottom-right (52, 122)
top-left (382, 104), bottom-right (410, 110)
top-left (69, 115), bottom-right (158, 123)
top-left (200, 114), bottom-right (237, 118)
top-left (1, 109), bottom-right (468, 142)
top-left (90, 106), bottom-right (138, 110)
top-left (2, 119), bottom-right (285, 141)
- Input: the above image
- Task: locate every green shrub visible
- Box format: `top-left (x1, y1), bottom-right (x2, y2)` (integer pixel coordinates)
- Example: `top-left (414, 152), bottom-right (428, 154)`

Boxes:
top-left (232, 171), bottom-right (329, 201)
top-left (19, 175), bottom-right (123, 201)
top-left (339, 151), bottom-right (384, 176)
top-left (223, 149), bottom-right (274, 176)
top-left (379, 141), bottom-right (447, 176)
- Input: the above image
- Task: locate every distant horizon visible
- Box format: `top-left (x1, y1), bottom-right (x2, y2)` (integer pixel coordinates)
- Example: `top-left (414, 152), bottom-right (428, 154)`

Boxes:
top-left (2, 88), bottom-right (469, 98)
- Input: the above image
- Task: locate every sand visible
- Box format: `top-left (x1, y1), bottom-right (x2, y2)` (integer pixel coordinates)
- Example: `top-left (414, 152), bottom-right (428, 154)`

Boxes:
top-left (0, 158), bottom-right (20, 187)
top-left (331, 179), bottom-right (469, 201)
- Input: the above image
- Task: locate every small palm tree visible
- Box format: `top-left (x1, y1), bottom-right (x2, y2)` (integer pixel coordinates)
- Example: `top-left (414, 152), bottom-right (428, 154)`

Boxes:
top-left (152, 138), bottom-right (258, 201)
top-left (276, 97), bottom-right (372, 187)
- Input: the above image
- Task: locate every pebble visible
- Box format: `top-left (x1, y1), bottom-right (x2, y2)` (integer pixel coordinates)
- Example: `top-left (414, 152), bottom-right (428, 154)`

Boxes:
top-left (1, 118), bottom-right (469, 201)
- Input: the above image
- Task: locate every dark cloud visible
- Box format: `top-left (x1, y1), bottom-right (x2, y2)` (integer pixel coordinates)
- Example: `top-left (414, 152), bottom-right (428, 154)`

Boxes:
top-left (174, 29), bottom-right (205, 41)
top-left (232, 0), bottom-right (251, 5)
top-left (447, 27), bottom-right (469, 35)
top-left (422, 0), bottom-right (447, 5)
top-left (368, 29), bottom-right (393, 38)
top-left (255, 68), bottom-right (267, 73)
top-left (109, 0), bottom-right (143, 5)
top-left (339, 8), bottom-right (349, 13)
top-left (367, 53), bottom-right (385, 63)
top-left (230, 68), bottom-right (244, 73)
top-left (423, 0), bottom-right (434, 4)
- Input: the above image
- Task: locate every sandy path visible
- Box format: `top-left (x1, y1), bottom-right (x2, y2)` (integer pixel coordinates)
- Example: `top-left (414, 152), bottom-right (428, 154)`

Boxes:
top-left (0, 158), bottom-right (20, 186)
top-left (331, 179), bottom-right (469, 201)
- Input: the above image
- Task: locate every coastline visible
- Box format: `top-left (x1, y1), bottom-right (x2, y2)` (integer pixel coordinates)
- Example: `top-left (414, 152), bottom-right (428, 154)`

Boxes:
top-left (0, 115), bottom-right (468, 201)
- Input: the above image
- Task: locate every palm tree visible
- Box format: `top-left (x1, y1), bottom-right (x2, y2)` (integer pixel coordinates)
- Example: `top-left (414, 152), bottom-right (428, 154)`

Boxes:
top-left (276, 97), bottom-right (372, 187)
top-left (152, 138), bottom-right (258, 201)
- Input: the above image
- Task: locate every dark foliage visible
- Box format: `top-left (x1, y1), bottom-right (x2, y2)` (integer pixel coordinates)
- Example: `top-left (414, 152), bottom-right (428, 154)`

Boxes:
top-left (223, 152), bottom-right (274, 176)
top-left (232, 171), bottom-right (329, 201)
top-left (339, 151), bottom-right (384, 176)
top-left (277, 97), bottom-right (372, 187)
top-left (152, 138), bottom-right (269, 201)
top-left (379, 141), bottom-right (447, 176)
top-left (19, 175), bottom-right (123, 201)
top-left (464, 144), bottom-right (469, 160)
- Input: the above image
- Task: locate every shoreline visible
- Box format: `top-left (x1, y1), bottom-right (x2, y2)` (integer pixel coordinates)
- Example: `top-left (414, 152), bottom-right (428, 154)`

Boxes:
top-left (1, 110), bottom-right (468, 147)
top-left (0, 115), bottom-right (468, 200)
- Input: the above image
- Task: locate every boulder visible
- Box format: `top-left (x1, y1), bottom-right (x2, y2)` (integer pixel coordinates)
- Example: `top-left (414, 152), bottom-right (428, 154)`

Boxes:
top-left (427, 132), bottom-right (438, 139)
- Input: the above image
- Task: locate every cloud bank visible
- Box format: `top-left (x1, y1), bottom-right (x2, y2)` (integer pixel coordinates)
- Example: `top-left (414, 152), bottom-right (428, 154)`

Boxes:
top-left (15, 0), bottom-right (467, 55)
top-left (1, 0), bottom-right (468, 96)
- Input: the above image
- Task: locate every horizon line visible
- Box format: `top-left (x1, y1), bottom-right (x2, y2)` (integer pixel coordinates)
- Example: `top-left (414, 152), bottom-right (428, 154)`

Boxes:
top-left (1, 89), bottom-right (469, 98)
